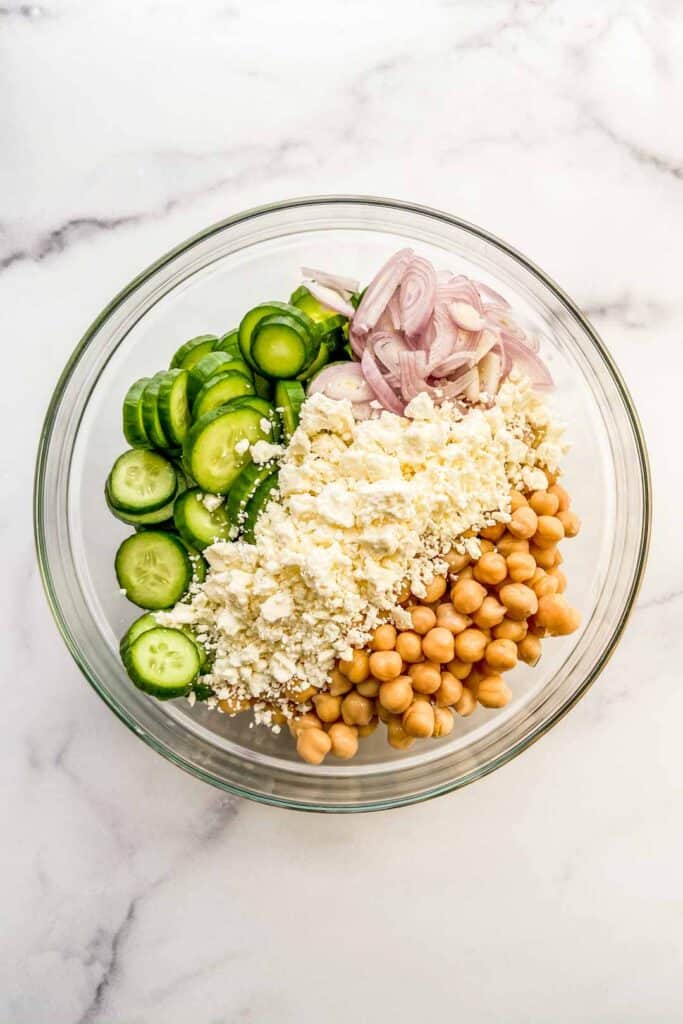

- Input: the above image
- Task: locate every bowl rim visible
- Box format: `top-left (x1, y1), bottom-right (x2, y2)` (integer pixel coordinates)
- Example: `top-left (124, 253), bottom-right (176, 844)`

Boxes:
top-left (34, 194), bottom-right (652, 813)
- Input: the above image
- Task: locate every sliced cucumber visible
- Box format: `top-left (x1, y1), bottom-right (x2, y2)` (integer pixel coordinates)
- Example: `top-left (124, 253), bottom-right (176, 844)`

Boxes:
top-left (106, 484), bottom-right (178, 527)
top-left (122, 377), bottom-right (152, 449)
top-left (170, 334), bottom-right (218, 371)
top-left (115, 531), bottom-right (192, 609)
top-left (157, 369), bottom-right (191, 446)
top-left (242, 472), bottom-right (279, 543)
top-left (126, 626), bottom-right (200, 699)
top-left (178, 541), bottom-right (208, 583)
top-left (174, 488), bottom-right (232, 548)
top-left (251, 314), bottom-right (313, 379)
top-left (179, 626), bottom-right (210, 671)
top-left (238, 302), bottom-right (316, 371)
top-left (274, 380), bottom-right (305, 440)
top-left (119, 611), bottom-right (158, 663)
top-left (222, 395), bottom-right (282, 442)
top-left (183, 405), bottom-right (271, 494)
top-left (253, 373), bottom-right (274, 400)
top-left (192, 680), bottom-right (215, 701)
top-left (213, 330), bottom-right (241, 358)
top-left (188, 351), bottom-right (247, 403)
top-left (192, 371), bottom-right (255, 420)
top-left (226, 462), bottom-right (279, 528)
top-left (141, 373), bottom-right (171, 449)
top-left (290, 284), bottom-right (338, 323)
top-left (107, 449), bottom-right (177, 514)
top-left (296, 336), bottom-right (334, 382)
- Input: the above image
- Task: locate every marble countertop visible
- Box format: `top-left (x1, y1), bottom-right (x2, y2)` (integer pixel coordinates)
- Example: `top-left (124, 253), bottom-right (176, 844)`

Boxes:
top-left (3, 1), bottom-right (681, 1020)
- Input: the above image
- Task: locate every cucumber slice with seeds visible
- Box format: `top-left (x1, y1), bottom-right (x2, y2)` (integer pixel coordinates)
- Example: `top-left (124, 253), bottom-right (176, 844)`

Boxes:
top-left (126, 627), bottom-right (200, 699)
top-left (105, 484), bottom-right (179, 527)
top-left (213, 330), bottom-right (241, 358)
top-left (141, 373), bottom-right (171, 449)
top-left (238, 302), bottom-right (316, 371)
top-left (157, 369), bottom-right (191, 446)
top-left (251, 314), bottom-right (313, 379)
top-left (107, 449), bottom-right (177, 514)
top-left (183, 405), bottom-right (271, 494)
top-left (119, 611), bottom-right (158, 664)
top-left (290, 284), bottom-right (339, 323)
top-left (221, 395), bottom-right (282, 442)
top-left (170, 334), bottom-right (218, 371)
top-left (226, 462), bottom-right (279, 528)
top-left (115, 531), bottom-right (192, 609)
top-left (192, 371), bottom-right (254, 420)
top-left (188, 352), bottom-right (247, 403)
top-left (242, 472), bottom-right (279, 543)
top-left (275, 380), bottom-right (305, 440)
top-left (122, 377), bottom-right (152, 448)
top-left (174, 488), bottom-right (232, 548)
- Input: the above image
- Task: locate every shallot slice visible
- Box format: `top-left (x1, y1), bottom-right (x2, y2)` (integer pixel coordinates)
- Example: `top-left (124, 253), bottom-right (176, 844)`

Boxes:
top-left (308, 361), bottom-right (374, 403)
top-left (353, 248), bottom-right (414, 333)
top-left (361, 349), bottom-right (405, 414)
top-left (503, 336), bottom-right (554, 389)
top-left (399, 255), bottom-right (437, 340)
top-left (305, 280), bottom-right (355, 318)
top-left (473, 281), bottom-right (511, 309)
top-left (301, 267), bottom-right (360, 294)
top-left (448, 301), bottom-right (484, 333)
top-left (478, 352), bottom-right (502, 401)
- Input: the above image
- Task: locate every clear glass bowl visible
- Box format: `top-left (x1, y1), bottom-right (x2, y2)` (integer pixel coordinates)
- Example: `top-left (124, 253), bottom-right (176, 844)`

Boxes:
top-left (34, 197), bottom-right (651, 812)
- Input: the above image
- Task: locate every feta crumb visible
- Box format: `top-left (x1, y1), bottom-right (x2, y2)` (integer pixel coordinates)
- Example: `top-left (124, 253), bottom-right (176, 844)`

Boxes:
top-left (202, 493), bottom-right (225, 512)
top-left (234, 438), bottom-right (250, 456)
top-left (251, 440), bottom-right (284, 465)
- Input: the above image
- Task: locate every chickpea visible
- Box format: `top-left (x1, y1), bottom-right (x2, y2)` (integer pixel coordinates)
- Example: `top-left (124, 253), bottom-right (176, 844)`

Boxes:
top-left (422, 575), bottom-right (448, 603)
top-left (433, 706), bottom-right (455, 737)
top-left (376, 702), bottom-right (393, 723)
top-left (535, 515), bottom-right (565, 544)
top-left (532, 574), bottom-right (559, 598)
top-left (327, 722), bottom-right (359, 760)
top-left (435, 603), bottom-right (471, 634)
top-left (554, 548), bottom-right (564, 566)
top-left (535, 595), bottom-right (581, 636)
top-left (422, 626), bottom-right (455, 664)
top-left (497, 534), bottom-right (530, 557)
top-left (478, 539), bottom-right (496, 555)
top-left (356, 679), bottom-right (380, 698)
top-left (395, 630), bottom-right (423, 663)
top-left (312, 693), bottom-right (342, 723)
top-left (558, 509), bottom-right (581, 538)
top-left (379, 676), bottom-right (414, 714)
top-left (341, 690), bottom-right (374, 726)
top-left (480, 521), bottom-right (506, 542)
top-left (328, 667), bottom-right (353, 696)
top-left (410, 605), bottom-right (437, 635)
top-left (548, 567), bottom-right (567, 593)
top-left (339, 648), bottom-right (370, 684)
top-left (484, 638), bottom-right (518, 672)
top-left (508, 505), bottom-right (538, 540)
top-left (368, 650), bottom-right (403, 682)
top-left (435, 671), bottom-right (463, 707)
top-left (454, 687), bottom-right (477, 717)
top-left (473, 551), bottom-right (508, 586)
top-left (467, 666), bottom-right (484, 692)
top-left (454, 628), bottom-right (488, 664)
top-left (387, 719), bottom-right (415, 750)
top-left (506, 551), bottom-right (537, 583)
top-left (527, 617), bottom-right (546, 637)
top-left (370, 623), bottom-right (397, 651)
top-left (510, 490), bottom-right (527, 511)
top-left (297, 727), bottom-right (332, 764)
top-left (529, 542), bottom-right (557, 570)
top-left (288, 711), bottom-right (322, 737)
top-left (357, 717), bottom-right (378, 737)
top-left (443, 548), bottom-right (470, 573)
top-left (493, 618), bottom-right (528, 642)
top-left (476, 675), bottom-right (512, 709)
top-left (408, 661), bottom-right (442, 694)
top-left (499, 583), bottom-right (538, 621)
top-left (548, 483), bottom-right (570, 512)
top-left (218, 695), bottom-right (250, 716)
top-left (396, 580), bottom-right (412, 605)
top-left (518, 634), bottom-right (542, 665)
top-left (472, 595), bottom-right (506, 630)
top-left (402, 700), bottom-right (435, 738)
top-left (458, 565), bottom-right (475, 580)
top-left (529, 490), bottom-right (560, 516)
top-left (285, 684), bottom-right (317, 703)
top-left (446, 658), bottom-right (472, 680)
top-left (450, 578), bottom-right (487, 615)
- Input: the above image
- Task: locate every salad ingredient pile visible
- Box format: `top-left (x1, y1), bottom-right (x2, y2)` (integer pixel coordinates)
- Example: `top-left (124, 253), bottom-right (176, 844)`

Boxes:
top-left (107, 250), bottom-right (581, 764)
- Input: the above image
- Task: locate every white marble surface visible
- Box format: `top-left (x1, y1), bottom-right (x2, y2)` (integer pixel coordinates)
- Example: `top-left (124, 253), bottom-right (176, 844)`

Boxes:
top-left (2, 1), bottom-right (682, 1020)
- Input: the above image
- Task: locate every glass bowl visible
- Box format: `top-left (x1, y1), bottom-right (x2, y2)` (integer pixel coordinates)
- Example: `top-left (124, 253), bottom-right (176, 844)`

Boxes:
top-left (34, 196), bottom-right (651, 812)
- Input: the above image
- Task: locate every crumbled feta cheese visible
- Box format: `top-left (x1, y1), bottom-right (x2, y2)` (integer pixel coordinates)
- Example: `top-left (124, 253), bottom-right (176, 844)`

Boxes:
top-left (164, 377), bottom-right (565, 713)
top-left (234, 438), bottom-right (250, 456)
top-left (202, 493), bottom-right (225, 512)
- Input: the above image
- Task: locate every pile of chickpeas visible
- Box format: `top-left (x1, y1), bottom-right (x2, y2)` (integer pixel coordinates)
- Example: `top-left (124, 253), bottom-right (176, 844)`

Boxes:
top-left (291, 483), bottom-right (582, 765)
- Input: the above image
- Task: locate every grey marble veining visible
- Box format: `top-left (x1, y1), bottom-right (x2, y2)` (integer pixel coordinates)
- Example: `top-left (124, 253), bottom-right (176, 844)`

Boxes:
top-left (2, 1), bottom-right (681, 1021)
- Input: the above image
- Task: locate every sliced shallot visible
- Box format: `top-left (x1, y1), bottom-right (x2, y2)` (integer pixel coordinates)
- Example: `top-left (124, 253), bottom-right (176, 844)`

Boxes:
top-left (301, 267), bottom-right (360, 294)
top-left (399, 255), bottom-right (437, 341)
top-left (353, 248), bottom-right (414, 335)
top-left (361, 349), bottom-right (405, 415)
top-left (307, 361), bottom-right (374, 403)
top-left (305, 280), bottom-right (356, 318)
